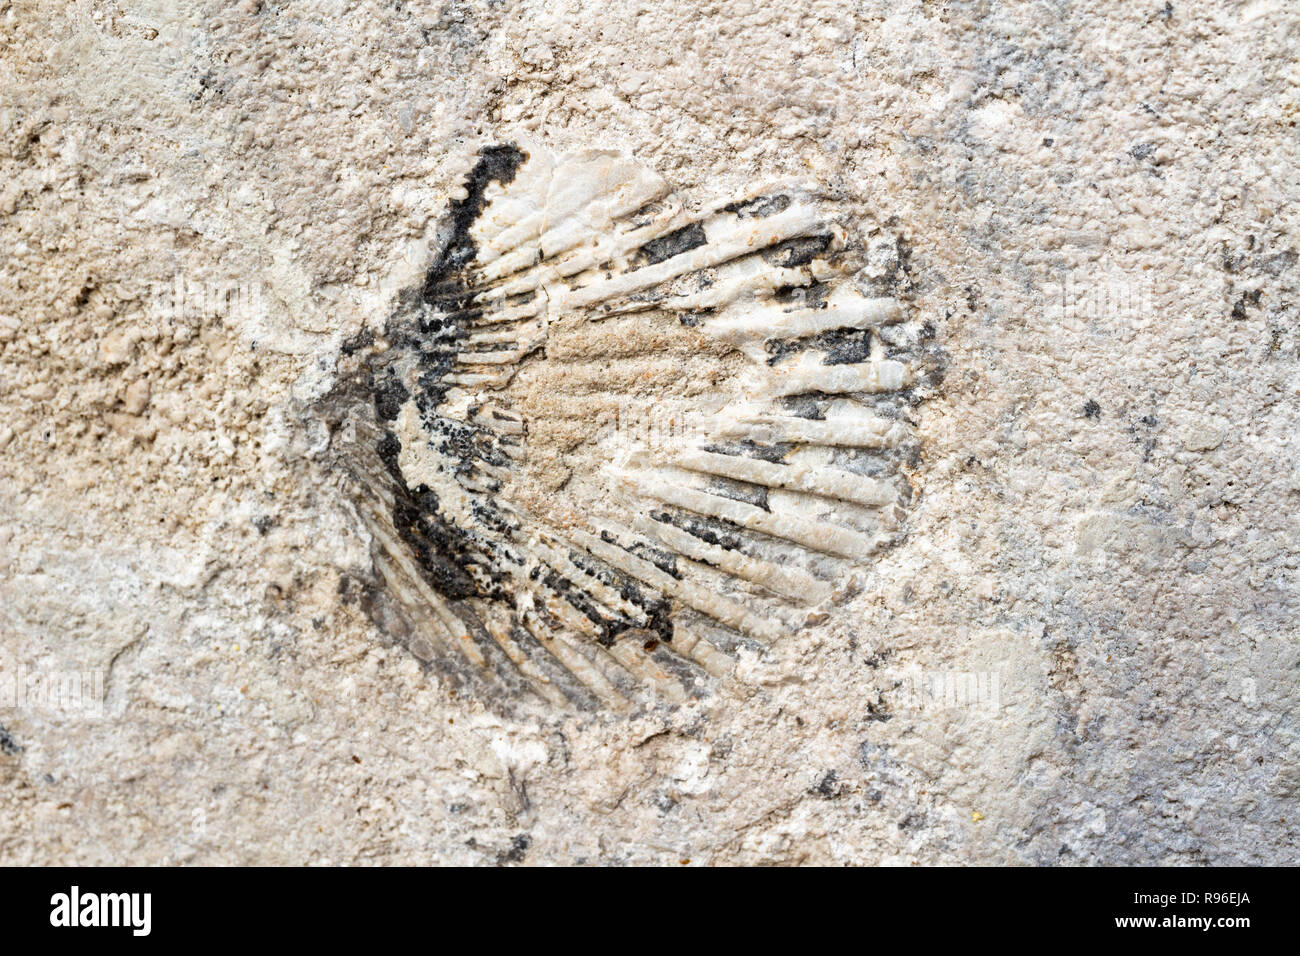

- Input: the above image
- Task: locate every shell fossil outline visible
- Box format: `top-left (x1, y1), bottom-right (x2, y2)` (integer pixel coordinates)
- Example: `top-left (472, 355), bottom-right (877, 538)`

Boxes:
top-left (320, 142), bottom-right (938, 713)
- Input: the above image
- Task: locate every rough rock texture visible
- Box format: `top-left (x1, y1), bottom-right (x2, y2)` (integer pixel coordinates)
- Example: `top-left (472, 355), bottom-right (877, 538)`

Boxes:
top-left (1, 0), bottom-right (1296, 864)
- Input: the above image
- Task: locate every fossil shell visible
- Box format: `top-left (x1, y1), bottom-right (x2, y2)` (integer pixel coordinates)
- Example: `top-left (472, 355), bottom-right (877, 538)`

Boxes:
top-left (323, 143), bottom-right (933, 711)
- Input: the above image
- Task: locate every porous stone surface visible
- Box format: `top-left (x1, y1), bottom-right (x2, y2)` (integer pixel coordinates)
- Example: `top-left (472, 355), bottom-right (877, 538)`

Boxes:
top-left (1, 0), bottom-right (1295, 865)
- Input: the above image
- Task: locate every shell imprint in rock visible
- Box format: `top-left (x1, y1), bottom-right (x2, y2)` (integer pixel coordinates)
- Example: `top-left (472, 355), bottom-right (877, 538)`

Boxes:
top-left (327, 144), bottom-right (933, 711)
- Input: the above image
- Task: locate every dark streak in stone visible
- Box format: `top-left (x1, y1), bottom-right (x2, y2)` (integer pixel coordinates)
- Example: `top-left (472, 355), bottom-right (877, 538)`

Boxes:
top-left (761, 233), bottom-right (833, 269)
top-left (0, 724), bottom-right (23, 757)
top-left (723, 194), bottom-right (792, 219)
top-left (633, 222), bottom-right (707, 267)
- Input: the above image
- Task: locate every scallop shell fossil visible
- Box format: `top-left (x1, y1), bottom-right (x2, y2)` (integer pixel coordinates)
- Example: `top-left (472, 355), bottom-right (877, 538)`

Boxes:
top-left (321, 143), bottom-right (934, 712)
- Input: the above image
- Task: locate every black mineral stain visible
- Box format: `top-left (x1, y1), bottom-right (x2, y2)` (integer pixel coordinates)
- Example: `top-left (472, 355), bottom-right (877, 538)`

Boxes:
top-left (374, 378), bottom-right (409, 422)
top-left (375, 426), bottom-right (478, 601)
top-left (761, 233), bottom-right (833, 269)
top-left (1230, 288), bottom-right (1261, 320)
top-left (356, 146), bottom-right (534, 607)
top-left (498, 834), bottom-right (531, 864)
top-left (766, 326), bottom-right (872, 367)
top-left (705, 475), bottom-right (770, 512)
top-left (634, 222), bottom-right (707, 267)
top-left (650, 509), bottom-right (743, 552)
top-left (865, 698), bottom-right (892, 722)
top-left (814, 769), bottom-right (840, 798)
top-left (626, 540), bottom-right (681, 579)
top-left (390, 489), bottom-right (479, 600)
top-left (1083, 399), bottom-right (1101, 419)
top-left (0, 724), bottom-right (21, 757)
top-left (723, 193), bottom-right (792, 219)
top-left (421, 143), bottom-right (527, 311)
top-left (700, 439), bottom-right (792, 463)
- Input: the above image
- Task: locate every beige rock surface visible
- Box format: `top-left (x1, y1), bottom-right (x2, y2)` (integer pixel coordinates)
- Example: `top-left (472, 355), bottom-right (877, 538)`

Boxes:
top-left (1, 0), bottom-right (1296, 864)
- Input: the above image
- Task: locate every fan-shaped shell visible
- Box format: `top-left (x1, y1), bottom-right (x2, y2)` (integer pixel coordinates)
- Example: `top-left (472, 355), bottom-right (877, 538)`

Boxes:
top-left (322, 143), bottom-right (933, 711)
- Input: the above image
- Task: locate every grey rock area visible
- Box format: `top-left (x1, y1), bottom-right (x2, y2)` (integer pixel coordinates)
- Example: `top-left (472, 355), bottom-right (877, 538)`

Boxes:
top-left (1, 0), bottom-right (1296, 865)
